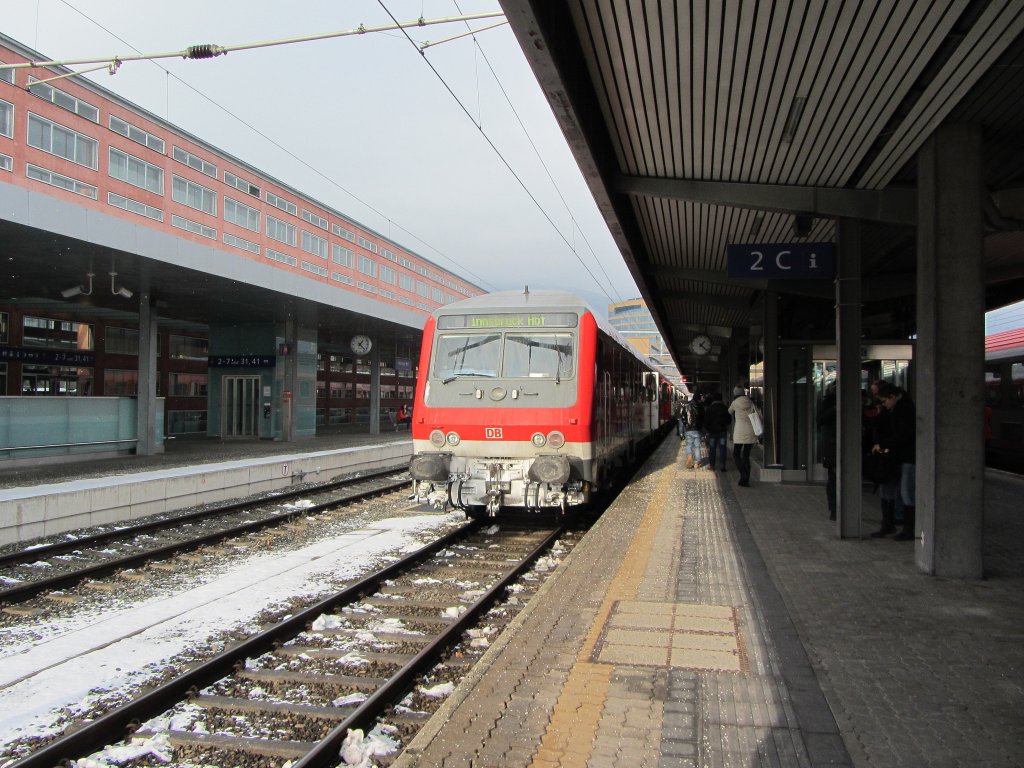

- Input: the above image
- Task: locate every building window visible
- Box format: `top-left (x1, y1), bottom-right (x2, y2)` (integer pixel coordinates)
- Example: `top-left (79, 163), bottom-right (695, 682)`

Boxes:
top-left (0, 153), bottom-right (11, 172)
top-left (381, 247), bottom-right (398, 262)
top-left (0, 311), bottom-right (7, 344)
top-left (301, 260), bottom-right (328, 277)
top-left (302, 209), bottom-right (328, 229)
top-left (356, 235), bottom-right (378, 253)
top-left (416, 280), bottom-right (428, 297)
top-left (224, 197), bottom-right (259, 232)
top-left (0, 63), bottom-right (13, 85)
top-left (332, 272), bottom-right (355, 286)
top-left (104, 368), bottom-right (138, 395)
top-left (172, 174), bottom-right (216, 215)
top-left (28, 113), bottom-right (98, 169)
top-left (332, 244), bottom-right (354, 268)
top-left (399, 273), bottom-right (414, 291)
top-left (27, 163), bottom-right (97, 199)
top-left (301, 230), bottom-right (328, 259)
top-left (168, 334), bottom-right (208, 361)
top-left (171, 214), bottom-right (215, 239)
top-left (27, 78), bottom-right (99, 122)
top-left (357, 281), bottom-right (377, 294)
top-left (266, 190), bottom-right (297, 216)
top-left (266, 215), bottom-right (297, 246)
top-left (22, 364), bottom-right (94, 396)
top-left (331, 223), bottom-right (356, 242)
top-left (357, 254), bottom-right (376, 277)
top-left (431, 287), bottom-right (443, 303)
top-left (167, 410), bottom-right (207, 435)
top-left (169, 372), bottom-right (207, 397)
top-left (266, 248), bottom-right (297, 267)
top-left (109, 115), bottom-right (165, 153)
top-left (380, 265), bottom-right (397, 285)
top-left (171, 145), bottom-right (216, 177)
top-left (109, 146), bottom-right (163, 193)
top-left (0, 98), bottom-right (12, 137)
top-left (224, 170), bottom-right (260, 197)
top-left (108, 191), bottom-right (162, 221)
top-left (223, 232), bottom-right (260, 254)
top-left (105, 326), bottom-right (139, 355)
top-left (23, 316), bottom-right (94, 350)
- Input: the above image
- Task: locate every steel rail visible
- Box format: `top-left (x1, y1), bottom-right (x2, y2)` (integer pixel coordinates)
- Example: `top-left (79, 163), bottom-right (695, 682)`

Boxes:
top-left (6, 520), bottom-right (482, 768)
top-left (0, 465), bottom-right (407, 569)
top-left (0, 475), bottom-right (410, 605)
top-left (290, 526), bottom-right (564, 768)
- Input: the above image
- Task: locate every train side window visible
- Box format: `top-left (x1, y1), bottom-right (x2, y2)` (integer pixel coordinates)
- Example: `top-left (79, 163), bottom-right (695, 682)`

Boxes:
top-left (503, 333), bottom-right (574, 379)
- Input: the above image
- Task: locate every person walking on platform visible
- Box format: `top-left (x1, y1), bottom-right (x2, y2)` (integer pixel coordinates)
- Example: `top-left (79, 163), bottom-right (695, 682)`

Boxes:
top-left (703, 392), bottom-right (731, 472)
top-left (681, 394), bottom-right (706, 468)
top-left (728, 386), bottom-right (758, 486)
top-left (871, 383), bottom-right (916, 540)
top-left (817, 383), bottom-right (838, 519)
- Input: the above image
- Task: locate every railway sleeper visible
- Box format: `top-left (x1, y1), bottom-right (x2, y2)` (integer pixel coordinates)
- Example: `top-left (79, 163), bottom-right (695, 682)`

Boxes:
top-left (362, 596), bottom-right (476, 611)
top-left (167, 730), bottom-right (317, 760)
top-left (276, 645), bottom-right (415, 665)
top-left (236, 669), bottom-right (388, 691)
top-left (191, 694), bottom-right (357, 721)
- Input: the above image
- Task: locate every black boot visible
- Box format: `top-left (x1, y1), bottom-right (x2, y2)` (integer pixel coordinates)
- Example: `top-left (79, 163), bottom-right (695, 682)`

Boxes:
top-left (893, 505), bottom-right (916, 541)
top-left (870, 499), bottom-right (896, 538)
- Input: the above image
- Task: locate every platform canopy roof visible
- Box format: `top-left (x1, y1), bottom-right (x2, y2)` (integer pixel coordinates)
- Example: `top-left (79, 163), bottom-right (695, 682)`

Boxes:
top-left (500, 0), bottom-right (1024, 379)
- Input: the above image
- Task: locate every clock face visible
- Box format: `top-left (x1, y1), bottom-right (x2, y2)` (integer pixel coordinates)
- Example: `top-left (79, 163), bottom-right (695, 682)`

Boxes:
top-left (690, 334), bottom-right (713, 356)
top-left (350, 334), bottom-right (373, 355)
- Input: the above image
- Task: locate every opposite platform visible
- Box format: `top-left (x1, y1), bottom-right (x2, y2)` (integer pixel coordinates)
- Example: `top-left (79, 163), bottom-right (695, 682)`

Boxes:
top-left (397, 434), bottom-right (1024, 767)
top-left (0, 430), bottom-right (412, 546)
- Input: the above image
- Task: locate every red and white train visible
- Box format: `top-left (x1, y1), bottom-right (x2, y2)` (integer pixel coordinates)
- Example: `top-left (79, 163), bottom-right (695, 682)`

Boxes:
top-left (409, 289), bottom-right (677, 516)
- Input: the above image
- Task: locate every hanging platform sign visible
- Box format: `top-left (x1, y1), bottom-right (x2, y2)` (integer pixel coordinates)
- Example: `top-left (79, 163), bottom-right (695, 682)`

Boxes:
top-left (727, 242), bottom-right (836, 279)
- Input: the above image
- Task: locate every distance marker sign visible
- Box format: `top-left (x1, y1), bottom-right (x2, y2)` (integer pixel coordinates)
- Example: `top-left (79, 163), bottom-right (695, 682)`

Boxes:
top-left (726, 242), bottom-right (836, 279)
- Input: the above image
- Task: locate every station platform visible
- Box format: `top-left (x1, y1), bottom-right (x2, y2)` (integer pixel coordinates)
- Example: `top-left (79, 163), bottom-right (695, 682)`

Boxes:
top-left (396, 434), bottom-right (1024, 768)
top-left (0, 429), bottom-right (413, 547)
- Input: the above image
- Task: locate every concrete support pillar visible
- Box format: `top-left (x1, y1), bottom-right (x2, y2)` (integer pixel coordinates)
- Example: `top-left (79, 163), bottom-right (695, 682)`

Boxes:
top-left (369, 342), bottom-right (381, 435)
top-left (284, 316), bottom-right (299, 443)
top-left (135, 273), bottom-right (159, 456)
top-left (836, 218), bottom-right (863, 538)
top-left (762, 291), bottom-right (780, 466)
top-left (916, 123), bottom-right (985, 578)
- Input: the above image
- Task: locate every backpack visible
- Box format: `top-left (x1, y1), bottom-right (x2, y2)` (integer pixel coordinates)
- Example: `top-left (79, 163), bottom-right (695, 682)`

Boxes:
top-left (704, 401), bottom-right (730, 433)
top-left (684, 401), bottom-right (704, 431)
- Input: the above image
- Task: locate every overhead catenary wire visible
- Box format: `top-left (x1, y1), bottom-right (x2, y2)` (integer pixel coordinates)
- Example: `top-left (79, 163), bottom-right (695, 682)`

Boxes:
top-left (26, 1), bottom-right (499, 292)
top-left (376, 0), bottom-right (618, 306)
top-left (452, 1), bottom-right (622, 303)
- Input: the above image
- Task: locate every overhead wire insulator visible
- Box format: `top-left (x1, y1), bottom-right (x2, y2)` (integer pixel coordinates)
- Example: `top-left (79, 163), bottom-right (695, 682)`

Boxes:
top-left (184, 44), bottom-right (225, 60)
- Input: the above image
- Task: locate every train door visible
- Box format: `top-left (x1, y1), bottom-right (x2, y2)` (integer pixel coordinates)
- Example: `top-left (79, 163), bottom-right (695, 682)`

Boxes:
top-left (221, 375), bottom-right (261, 438)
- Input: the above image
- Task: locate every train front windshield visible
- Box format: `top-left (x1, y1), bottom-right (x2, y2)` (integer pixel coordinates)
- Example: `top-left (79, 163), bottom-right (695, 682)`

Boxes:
top-left (433, 331), bottom-right (575, 381)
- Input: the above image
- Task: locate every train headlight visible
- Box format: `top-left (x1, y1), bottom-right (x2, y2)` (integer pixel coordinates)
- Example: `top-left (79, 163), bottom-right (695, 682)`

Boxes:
top-left (547, 430), bottom-right (565, 449)
top-left (429, 429), bottom-right (446, 448)
top-left (490, 386), bottom-right (507, 401)
top-left (445, 431), bottom-right (461, 446)
top-left (531, 432), bottom-right (546, 447)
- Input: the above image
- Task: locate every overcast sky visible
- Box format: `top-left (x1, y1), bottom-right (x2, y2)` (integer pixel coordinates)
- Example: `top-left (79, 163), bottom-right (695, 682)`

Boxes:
top-left (2, 0), bottom-right (639, 315)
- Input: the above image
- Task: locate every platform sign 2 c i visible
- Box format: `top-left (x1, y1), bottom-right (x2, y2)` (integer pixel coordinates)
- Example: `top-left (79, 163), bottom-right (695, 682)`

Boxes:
top-left (726, 242), bottom-right (836, 279)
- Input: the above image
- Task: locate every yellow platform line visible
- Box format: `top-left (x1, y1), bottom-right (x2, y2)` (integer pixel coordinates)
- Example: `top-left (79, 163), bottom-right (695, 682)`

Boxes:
top-left (529, 463), bottom-right (675, 768)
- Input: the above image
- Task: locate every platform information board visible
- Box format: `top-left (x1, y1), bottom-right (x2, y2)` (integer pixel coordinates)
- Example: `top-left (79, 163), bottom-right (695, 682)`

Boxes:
top-left (726, 242), bottom-right (836, 279)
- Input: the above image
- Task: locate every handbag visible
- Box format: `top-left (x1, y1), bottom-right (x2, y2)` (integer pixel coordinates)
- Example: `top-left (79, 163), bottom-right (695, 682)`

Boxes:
top-left (748, 409), bottom-right (764, 437)
top-left (864, 450), bottom-right (899, 483)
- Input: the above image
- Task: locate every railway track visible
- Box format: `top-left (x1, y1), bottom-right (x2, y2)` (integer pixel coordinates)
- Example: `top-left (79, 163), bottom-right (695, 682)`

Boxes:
top-left (0, 467), bottom-right (410, 608)
top-left (8, 520), bottom-right (574, 768)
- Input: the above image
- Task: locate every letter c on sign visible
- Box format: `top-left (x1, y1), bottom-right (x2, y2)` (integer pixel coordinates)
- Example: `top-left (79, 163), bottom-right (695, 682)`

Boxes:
top-left (776, 250), bottom-right (791, 270)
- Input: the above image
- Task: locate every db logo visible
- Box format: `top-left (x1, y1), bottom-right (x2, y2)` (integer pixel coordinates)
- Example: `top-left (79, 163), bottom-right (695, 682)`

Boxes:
top-left (485, 427), bottom-right (503, 439)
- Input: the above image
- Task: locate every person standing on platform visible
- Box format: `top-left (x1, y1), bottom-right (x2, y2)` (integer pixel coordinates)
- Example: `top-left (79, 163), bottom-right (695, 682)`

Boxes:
top-left (682, 394), bottom-right (706, 469)
top-left (728, 386), bottom-right (758, 487)
top-left (703, 392), bottom-right (731, 472)
top-left (817, 383), bottom-right (838, 519)
top-left (871, 382), bottom-right (916, 540)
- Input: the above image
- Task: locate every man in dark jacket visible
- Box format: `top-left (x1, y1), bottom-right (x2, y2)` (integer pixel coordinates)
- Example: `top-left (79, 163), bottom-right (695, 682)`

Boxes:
top-left (703, 392), bottom-right (731, 471)
top-left (871, 383), bottom-right (916, 540)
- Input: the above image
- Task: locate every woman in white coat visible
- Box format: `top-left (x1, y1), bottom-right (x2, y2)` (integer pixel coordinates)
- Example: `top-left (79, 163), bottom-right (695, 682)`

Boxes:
top-left (728, 387), bottom-right (758, 487)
